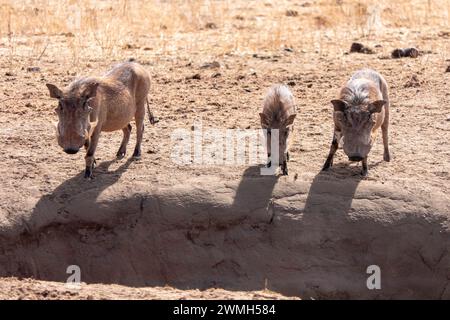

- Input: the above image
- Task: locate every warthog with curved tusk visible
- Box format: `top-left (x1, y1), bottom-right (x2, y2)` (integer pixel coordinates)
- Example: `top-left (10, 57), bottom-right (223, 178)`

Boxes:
top-left (322, 68), bottom-right (391, 176)
top-left (46, 61), bottom-right (157, 178)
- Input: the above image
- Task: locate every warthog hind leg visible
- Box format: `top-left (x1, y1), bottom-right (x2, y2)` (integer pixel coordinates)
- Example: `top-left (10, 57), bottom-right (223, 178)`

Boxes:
top-left (382, 102), bottom-right (391, 162)
top-left (133, 99), bottom-right (145, 159)
top-left (117, 124), bottom-right (132, 159)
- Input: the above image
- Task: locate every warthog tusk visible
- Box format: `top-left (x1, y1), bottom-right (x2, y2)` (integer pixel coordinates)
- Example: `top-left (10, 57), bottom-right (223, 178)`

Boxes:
top-left (88, 120), bottom-right (98, 137)
top-left (54, 121), bottom-right (60, 138)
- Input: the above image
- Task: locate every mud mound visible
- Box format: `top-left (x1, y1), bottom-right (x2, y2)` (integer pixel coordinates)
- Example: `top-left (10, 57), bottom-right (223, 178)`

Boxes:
top-left (0, 174), bottom-right (449, 299)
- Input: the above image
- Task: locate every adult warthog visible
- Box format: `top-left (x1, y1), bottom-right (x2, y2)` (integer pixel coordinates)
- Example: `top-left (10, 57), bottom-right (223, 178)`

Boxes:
top-left (46, 62), bottom-right (157, 178)
top-left (322, 69), bottom-right (391, 176)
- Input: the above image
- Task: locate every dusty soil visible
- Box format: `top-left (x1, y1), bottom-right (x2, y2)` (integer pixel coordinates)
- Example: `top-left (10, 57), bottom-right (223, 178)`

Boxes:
top-left (0, 277), bottom-right (295, 300)
top-left (1, 23), bottom-right (449, 200)
top-left (0, 0), bottom-right (449, 299)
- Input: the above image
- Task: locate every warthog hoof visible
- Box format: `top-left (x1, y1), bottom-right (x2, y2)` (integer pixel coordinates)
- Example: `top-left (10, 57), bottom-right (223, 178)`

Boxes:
top-left (281, 163), bottom-right (288, 175)
top-left (84, 167), bottom-right (93, 179)
top-left (150, 116), bottom-right (159, 125)
top-left (116, 151), bottom-right (126, 159)
top-left (132, 148), bottom-right (141, 160)
top-left (322, 160), bottom-right (333, 171)
top-left (384, 152), bottom-right (391, 162)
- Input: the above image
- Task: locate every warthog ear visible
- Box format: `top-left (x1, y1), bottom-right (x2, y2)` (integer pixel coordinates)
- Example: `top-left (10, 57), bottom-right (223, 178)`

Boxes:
top-left (259, 113), bottom-right (270, 127)
top-left (284, 114), bottom-right (296, 126)
top-left (46, 84), bottom-right (63, 99)
top-left (331, 99), bottom-right (347, 112)
top-left (82, 81), bottom-right (99, 100)
top-left (368, 100), bottom-right (386, 113)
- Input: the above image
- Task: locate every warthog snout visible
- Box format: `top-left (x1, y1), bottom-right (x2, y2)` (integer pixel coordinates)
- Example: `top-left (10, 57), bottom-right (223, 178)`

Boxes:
top-left (348, 155), bottom-right (363, 162)
top-left (64, 147), bottom-right (80, 154)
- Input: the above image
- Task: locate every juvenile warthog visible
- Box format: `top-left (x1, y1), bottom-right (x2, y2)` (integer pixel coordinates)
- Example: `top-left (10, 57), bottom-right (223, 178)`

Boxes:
top-left (322, 68), bottom-right (391, 176)
top-left (260, 84), bottom-right (297, 175)
top-left (47, 62), bottom-right (157, 178)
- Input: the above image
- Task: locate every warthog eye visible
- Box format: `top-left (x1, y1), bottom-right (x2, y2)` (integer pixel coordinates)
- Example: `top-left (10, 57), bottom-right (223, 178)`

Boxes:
top-left (81, 96), bottom-right (94, 113)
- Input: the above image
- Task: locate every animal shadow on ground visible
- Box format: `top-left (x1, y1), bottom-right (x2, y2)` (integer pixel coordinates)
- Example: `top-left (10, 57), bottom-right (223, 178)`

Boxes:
top-left (0, 158), bottom-right (134, 281)
top-left (303, 161), bottom-right (382, 218)
top-left (231, 165), bottom-right (280, 212)
top-left (29, 158), bottom-right (134, 228)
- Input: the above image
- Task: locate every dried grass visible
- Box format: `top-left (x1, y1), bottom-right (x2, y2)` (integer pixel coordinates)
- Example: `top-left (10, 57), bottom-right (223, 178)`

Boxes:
top-left (0, 0), bottom-right (449, 68)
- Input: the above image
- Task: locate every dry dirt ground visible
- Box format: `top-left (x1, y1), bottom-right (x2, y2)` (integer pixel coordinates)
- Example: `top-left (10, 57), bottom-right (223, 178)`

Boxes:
top-left (0, 277), bottom-right (295, 300)
top-left (0, 0), bottom-right (449, 299)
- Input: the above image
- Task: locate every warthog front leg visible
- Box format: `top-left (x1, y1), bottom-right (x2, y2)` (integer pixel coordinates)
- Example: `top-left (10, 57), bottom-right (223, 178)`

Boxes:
top-left (117, 124), bottom-right (132, 159)
top-left (84, 139), bottom-right (90, 150)
top-left (322, 130), bottom-right (341, 171)
top-left (85, 128), bottom-right (101, 178)
top-left (361, 156), bottom-right (368, 176)
top-left (281, 160), bottom-right (288, 175)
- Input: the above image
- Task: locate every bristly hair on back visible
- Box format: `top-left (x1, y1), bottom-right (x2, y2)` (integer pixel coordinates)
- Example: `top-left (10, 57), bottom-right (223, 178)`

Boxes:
top-left (340, 78), bottom-right (380, 108)
top-left (262, 84), bottom-right (296, 123)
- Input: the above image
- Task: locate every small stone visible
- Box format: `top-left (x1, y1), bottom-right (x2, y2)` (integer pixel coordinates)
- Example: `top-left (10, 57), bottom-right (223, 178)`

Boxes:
top-left (391, 47), bottom-right (419, 58)
top-left (286, 10), bottom-right (298, 17)
top-left (404, 74), bottom-right (421, 88)
top-left (27, 66), bottom-right (40, 72)
top-left (186, 73), bottom-right (201, 80)
top-left (205, 22), bottom-right (217, 29)
top-left (200, 61), bottom-right (220, 69)
top-left (350, 42), bottom-right (374, 54)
